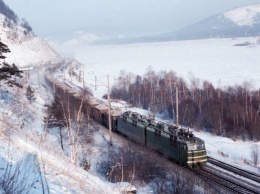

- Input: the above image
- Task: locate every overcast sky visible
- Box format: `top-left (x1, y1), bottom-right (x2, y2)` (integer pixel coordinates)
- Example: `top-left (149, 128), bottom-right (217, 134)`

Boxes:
top-left (4, 0), bottom-right (260, 38)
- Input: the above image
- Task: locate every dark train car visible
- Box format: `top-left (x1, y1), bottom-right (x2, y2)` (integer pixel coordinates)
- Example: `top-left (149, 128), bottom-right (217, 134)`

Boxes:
top-left (87, 98), bottom-right (100, 107)
top-left (91, 103), bottom-right (109, 124)
top-left (117, 112), bottom-right (147, 144)
top-left (103, 109), bottom-right (121, 130)
top-left (146, 122), bottom-right (179, 159)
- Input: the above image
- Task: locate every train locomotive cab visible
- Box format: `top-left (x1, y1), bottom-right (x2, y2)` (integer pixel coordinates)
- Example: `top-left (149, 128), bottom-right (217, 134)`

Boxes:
top-left (180, 131), bottom-right (207, 168)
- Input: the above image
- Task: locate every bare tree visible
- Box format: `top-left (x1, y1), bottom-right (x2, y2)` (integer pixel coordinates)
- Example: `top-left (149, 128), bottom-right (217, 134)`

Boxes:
top-left (0, 155), bottom-right (41, 194)
top-left (26, 85), bottom-right (36, 103)
top-left (98, 144), bottom-right (166, 183)
top-left (251, 145), bottom-right (259, 166)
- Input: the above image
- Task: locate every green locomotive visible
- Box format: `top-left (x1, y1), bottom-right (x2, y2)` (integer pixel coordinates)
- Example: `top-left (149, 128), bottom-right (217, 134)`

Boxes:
top-left (117, 111), bottom-right (207, 168)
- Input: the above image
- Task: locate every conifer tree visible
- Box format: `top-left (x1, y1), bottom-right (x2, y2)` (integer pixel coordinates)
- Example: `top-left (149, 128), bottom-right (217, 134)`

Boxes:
top-left (0, 41), bottom-right (23, 87)
top-left (44, 95), bottom-right (66, 150)
top-left (26, 85), bottom-right (36, 102)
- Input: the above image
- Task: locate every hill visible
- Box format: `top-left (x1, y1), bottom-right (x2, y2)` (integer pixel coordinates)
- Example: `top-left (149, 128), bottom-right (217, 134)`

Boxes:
top-left (158, 3), bottom-right (260, 41)
top-left (0, 0), bottom-right (58, 67)
top-left (93, 4), bottom-right (260, 45)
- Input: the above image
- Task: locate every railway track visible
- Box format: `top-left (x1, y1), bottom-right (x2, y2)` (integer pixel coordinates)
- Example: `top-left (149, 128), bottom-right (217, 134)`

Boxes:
top-left (197, 157), bottom-right (260, 194)
top-left (195, 166), bottom-right (259, 194)
top-left (207, 157), bottom-right (260, 184)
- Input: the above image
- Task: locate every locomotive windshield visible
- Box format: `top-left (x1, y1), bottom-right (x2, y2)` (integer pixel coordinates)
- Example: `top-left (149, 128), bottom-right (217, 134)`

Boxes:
top-left (188, 143), bottom-right (205, 151)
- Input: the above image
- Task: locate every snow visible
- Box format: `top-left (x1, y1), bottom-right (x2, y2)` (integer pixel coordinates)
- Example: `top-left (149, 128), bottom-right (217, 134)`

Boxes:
top-left (5, 37), bottom-right (59, 67)
top-left (224, 4), bottom-right (260, 26)
top-left (0, 13), bottom-right (59, 67)
top-left (62, 31), bottom-right (102, 46)
top-left (193, 131), bottom-right (259, 173)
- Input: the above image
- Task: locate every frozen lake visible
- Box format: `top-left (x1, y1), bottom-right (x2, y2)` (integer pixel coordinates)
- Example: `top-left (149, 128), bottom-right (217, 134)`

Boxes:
top-left (56, 37), bottom-right (260, 90)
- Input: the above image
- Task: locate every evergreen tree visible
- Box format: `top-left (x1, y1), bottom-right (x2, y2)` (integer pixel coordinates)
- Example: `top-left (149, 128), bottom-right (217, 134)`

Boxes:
top-left (0, 41), bottom-right (23, 87)
top-left (26, 85), bottom-right (36, 102)
top-left (44, 95), bottom-right (66, 150)
top-left (21, 18), bottom-right (32, 32)
top-left (44, 95), bottom-right (65, 128)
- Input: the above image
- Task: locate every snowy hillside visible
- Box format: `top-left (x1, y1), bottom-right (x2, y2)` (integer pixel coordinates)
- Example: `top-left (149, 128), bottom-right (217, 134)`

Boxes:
top-left (0, 13), bottom-right (58, 67)
top-left (0, 62), bottom-right (128, 193)
top-left (224, 4), bottom-right (260, 26)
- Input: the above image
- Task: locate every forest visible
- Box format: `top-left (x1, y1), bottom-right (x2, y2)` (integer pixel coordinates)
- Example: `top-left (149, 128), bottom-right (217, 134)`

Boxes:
top-left (110, 67), bottom-right (260, 141)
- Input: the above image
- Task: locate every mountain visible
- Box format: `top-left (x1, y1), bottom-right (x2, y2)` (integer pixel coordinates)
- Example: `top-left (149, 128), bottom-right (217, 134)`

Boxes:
top-left (157, 3), bottom-right (260, 41)
top-left (0, 0), bottom-right (58, 67)
top-left (93, 4), bottom-right (260, 45)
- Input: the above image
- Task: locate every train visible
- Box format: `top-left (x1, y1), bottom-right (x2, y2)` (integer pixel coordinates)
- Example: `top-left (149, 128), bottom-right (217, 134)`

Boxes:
top-left (44, 66), bottom-right (207, 168)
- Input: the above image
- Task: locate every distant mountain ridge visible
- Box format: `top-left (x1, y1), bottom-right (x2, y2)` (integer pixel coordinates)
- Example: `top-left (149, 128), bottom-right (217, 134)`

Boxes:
top-left (93, 3), bottom-right (260, 45)
top-left (159, 3), bottom-right (260, 41)
top-left (0, 0), bottom-right (58, 66)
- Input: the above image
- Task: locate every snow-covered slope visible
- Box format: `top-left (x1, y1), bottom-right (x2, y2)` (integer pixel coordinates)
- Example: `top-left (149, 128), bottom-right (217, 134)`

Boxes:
top-left (0, 61), bottom-right (126, 193)
top-left (0, 14), bottom-right (59, 67)
top-left (224, 4), bottom-right (260, 26)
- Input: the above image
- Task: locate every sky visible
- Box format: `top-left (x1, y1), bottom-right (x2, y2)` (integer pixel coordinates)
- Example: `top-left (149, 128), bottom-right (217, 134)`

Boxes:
top-left (3, 0), bottom-right (260, 39)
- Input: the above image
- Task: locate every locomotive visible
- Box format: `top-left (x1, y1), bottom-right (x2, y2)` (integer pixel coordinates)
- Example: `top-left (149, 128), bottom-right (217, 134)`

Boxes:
top-left (44, 67), bottom-right (207, 168)
top-left (117, 111), bottom-right (207, 168)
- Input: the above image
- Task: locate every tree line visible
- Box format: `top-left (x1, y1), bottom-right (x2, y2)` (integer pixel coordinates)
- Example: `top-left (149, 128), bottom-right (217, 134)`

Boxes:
top-left (1, 0), bottom-right (33, 35)
top-left (0, 0), bottom-right (18, 23)
top-left (111, 68), bottom-right (260, 141)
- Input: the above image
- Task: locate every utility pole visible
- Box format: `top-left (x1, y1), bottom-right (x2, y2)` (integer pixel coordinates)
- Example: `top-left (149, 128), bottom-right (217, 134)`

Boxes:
top-left (107, 75), bottom-right (112, 146)
top-left (83, 69), bottom-right (85, 88)
top-left (94, 75), bottom-right (97, 89)
top-left (176, 86), bottom-right (179, 127)
top-left (37, 65), bottom-right (40, 87)
top-left (94, 75), bottom-right (113, 146)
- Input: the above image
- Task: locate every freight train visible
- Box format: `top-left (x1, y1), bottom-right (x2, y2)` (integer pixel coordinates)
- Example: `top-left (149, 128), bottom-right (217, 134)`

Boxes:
top-left (44, 67), bottom-right (207, 168)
